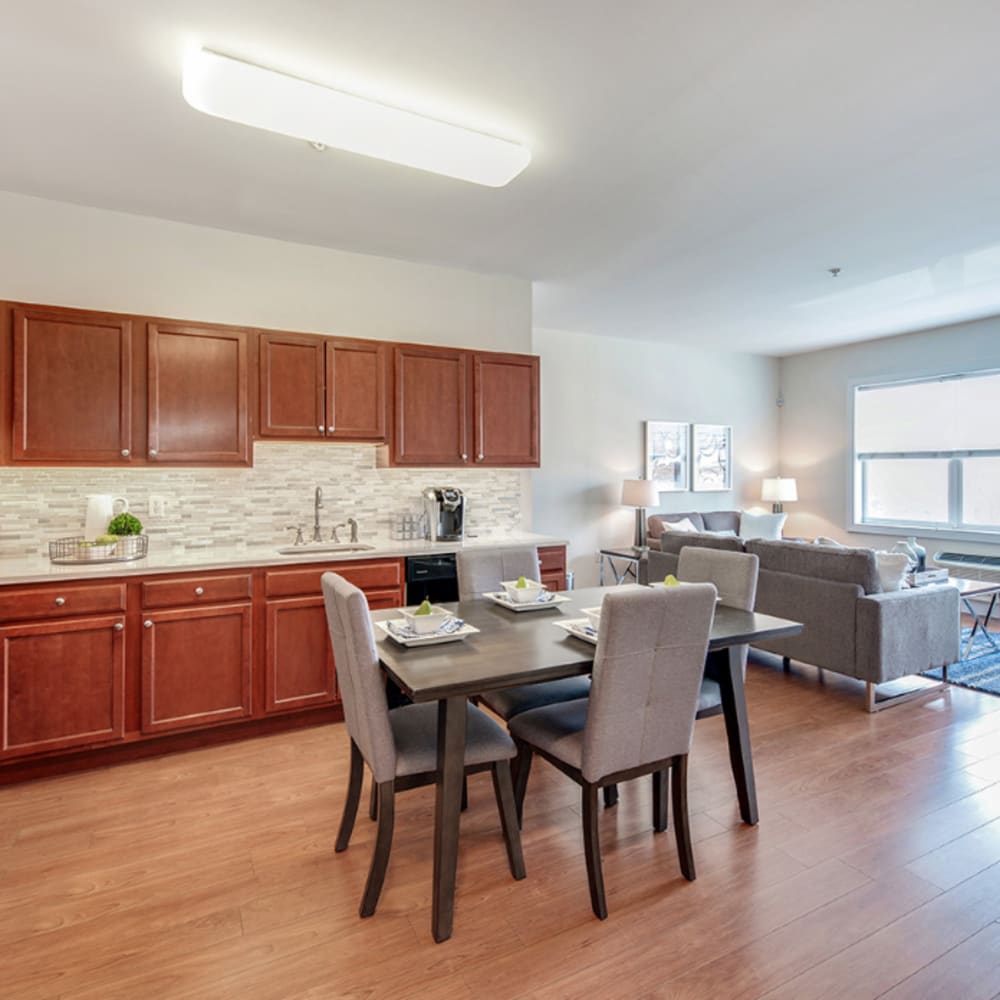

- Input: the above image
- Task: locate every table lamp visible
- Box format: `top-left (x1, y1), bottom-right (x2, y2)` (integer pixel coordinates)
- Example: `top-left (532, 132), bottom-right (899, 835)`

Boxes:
top-left (621, 478), bottom-right (659, 549)
top-left (761, 477), bottom-right (797, 514)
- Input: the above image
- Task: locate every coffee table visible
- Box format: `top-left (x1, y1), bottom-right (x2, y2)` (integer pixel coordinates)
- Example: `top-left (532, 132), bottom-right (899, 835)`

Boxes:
top-left (947, 577), bottom-right (1000, 664)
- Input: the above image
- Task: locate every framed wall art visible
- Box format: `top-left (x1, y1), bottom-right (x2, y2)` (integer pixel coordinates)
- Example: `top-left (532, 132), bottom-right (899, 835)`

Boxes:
top-left (692, 424), bottom-right (732, 492)
top-left (644, 421), bottom-right (689, 492)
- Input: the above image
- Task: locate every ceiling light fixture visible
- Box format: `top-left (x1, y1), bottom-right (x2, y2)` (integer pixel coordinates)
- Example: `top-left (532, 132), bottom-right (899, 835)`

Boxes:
top-left (182, 48), bottom-right (531, 187)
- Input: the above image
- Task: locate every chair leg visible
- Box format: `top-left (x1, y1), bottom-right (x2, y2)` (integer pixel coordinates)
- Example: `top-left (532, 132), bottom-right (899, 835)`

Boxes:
top-left (582, 783), bottom-right (608, 919)
top-left (652, 769), bottom-right (668, 833)
top-left (512, 740), bottom-right (533, 828)
top-left (360, 780), bottom-right (395, 918)
top-left (603, 784), bottom-right (619, 808)
top-left (671, 755), bottom-right (696, 881)
top-left (782, 656), bottom-right (791, 672)
top-left (491, 760), bottom-right (527, 880)
top-left (369, 776), bottom-right (378, 821)
top-left (335, 739), bottom-right (364, 852)
top-left (462, 775), bottom-right (469, 812)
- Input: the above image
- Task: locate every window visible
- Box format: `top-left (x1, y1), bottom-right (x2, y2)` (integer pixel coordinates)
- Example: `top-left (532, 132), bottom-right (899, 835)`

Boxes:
top-left (853, 369), bottom-right (1000, 535)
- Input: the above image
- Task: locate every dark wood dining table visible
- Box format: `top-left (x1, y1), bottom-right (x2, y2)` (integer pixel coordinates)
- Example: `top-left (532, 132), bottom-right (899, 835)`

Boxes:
top-left (371, 584), bottom-right (803, 942)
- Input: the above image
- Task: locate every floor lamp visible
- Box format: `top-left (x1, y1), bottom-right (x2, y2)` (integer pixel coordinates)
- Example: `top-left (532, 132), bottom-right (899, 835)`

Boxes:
top-left (622, 479), bottom-right (659, 549)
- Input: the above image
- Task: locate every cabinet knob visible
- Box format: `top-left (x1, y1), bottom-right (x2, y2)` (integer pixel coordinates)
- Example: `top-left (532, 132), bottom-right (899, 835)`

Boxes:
top-left (194, 586), bottom-right (204, 596)
top-left (54, 597), bottom-right (66, 606)
top-left (461, 453), bottom-right (468, 462)
top-left (477, 453), bottom-right (484, 461)
top-left (113, 622), bottom-right (124, 632)
top-left (120, 449), bottom-right (130, 458)
top-left (318, 425), bottom-right (325, 433)
top-left (149, 449), bottom-right (158, 458)
top-left (143, 620), bottom-right (153, 629)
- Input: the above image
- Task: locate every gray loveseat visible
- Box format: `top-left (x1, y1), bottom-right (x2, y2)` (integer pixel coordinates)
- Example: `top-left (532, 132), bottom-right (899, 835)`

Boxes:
top-left (648, 532), bottom-right (960, 710)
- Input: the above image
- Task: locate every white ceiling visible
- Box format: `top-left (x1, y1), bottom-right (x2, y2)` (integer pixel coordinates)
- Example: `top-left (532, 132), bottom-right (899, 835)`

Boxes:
top-left (5, 0), bottom-right (1000, 356)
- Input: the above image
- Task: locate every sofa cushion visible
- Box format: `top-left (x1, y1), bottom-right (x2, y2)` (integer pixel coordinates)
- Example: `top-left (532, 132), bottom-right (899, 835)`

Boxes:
top-left (745, 538), bottom-right (881, 595)
top-left (648, 512), bottom-right (706, 540)
top-left (702, 510), bottom-right (741, 533)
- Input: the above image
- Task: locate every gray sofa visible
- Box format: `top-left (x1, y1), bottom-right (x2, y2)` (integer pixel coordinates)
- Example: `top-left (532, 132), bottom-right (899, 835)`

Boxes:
top-left (648, 531), bottom-right (960, 709)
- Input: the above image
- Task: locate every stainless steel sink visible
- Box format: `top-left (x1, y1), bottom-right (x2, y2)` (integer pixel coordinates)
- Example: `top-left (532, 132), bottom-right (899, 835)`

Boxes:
top-left (276, 543), bottom-right (377, 556)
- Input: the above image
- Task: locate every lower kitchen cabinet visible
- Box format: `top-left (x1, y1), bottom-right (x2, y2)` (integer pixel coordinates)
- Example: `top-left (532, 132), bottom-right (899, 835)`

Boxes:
top-left (141, 603), bottom-right (253, 734)
top-left (538, 544), bottom-right (568, 592)
top-left (0, 614), bottom-right (126, 758)
top-left (265, 597), bottom-right (337, 713)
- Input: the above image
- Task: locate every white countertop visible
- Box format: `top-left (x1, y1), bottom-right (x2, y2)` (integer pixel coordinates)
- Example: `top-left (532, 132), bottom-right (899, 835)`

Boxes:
top-left (0, 533), bottom-right (569, 586)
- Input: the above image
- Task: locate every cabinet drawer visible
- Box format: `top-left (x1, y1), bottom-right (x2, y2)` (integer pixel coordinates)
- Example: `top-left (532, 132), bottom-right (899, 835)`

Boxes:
top-left (538, 546), bottom-right (566, 573)
top-left (265, 559), bottom-right (403, 598)
top-left (141, 573), bottom-right (252, 609)
top-left (0, 583), bottom-right (126, 623)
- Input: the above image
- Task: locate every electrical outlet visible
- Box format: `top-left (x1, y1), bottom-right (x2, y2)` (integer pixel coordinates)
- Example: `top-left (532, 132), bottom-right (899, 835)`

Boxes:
top-left (149, 495), bottom-right (168, 518)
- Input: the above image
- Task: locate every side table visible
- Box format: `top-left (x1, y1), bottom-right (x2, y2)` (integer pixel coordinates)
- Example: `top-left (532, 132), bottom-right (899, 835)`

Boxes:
top-left (598, 547), bottom-right (648, 586)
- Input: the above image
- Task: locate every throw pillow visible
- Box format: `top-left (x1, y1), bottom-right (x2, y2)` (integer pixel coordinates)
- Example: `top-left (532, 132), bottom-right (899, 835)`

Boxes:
top-left (738, 511), bottom-right (787, 541)
top-left (814, 536), bottom-right (846, 547)
top-left (874, 551), bottom-right (909, 592)
top-left (663, 517), bottom-right (698, 533)
top-left (703, 529), bottom-right (738, 537)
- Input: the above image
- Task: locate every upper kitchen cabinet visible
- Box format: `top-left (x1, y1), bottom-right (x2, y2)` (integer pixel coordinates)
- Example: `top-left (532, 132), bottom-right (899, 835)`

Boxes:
top-left (472, 352), bottom-right (540, 466)
top-left (11, 305), bottom-right (133, 464)
top-left (391, 345), bottom-right (540, 467)
top-left (147, 323), bottom-right (251, 465)
top-left (391, 345), bottom-right (469, 466)
top-left (258, 332), bottom-right (387, 442)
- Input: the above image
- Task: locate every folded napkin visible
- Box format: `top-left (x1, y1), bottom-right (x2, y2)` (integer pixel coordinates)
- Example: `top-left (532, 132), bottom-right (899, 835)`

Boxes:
top-left (387, 617), bottom-right (464, 639)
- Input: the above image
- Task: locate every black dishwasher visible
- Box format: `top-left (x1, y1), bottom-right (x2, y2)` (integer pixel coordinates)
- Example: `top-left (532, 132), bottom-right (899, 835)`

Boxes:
top-left (405, 554), bottom-right (459, 604)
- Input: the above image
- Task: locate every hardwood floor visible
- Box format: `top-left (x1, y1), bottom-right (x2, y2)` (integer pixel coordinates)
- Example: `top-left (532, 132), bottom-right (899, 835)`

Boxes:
top-left (5, 653), bottom-right (1000, 999)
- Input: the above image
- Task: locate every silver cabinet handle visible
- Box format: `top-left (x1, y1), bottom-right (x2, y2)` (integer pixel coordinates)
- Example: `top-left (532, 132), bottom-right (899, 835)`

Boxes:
top-left (143, 620), bottom-right (153, 629)
top-left (194, 586), bottom-right (204, 596)
top-left (318, 425), bottom-right (325, 432)
top-left (477, 453), bottom-right (484, 461)
top-left (149, 449), bottom-right (158, 457)
top-left (461, 453), bottom-right (468, 461)
top-left (113, 622), bottom-right (124, 632)
top-left (121, 449), bottom-right (130, 457)
top-left (55, 597), bottom-right (66, 606)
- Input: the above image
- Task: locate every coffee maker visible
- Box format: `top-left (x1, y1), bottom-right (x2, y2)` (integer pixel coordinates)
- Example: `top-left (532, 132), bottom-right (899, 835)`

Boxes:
top-left (422, 487), bottom-right (466, 542)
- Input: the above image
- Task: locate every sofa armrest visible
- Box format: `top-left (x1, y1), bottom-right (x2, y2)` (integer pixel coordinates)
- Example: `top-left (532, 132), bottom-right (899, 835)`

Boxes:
top-left (856, 586), bottom-right (960, 684)
top-left (646, 549), bottom-right (678, 582)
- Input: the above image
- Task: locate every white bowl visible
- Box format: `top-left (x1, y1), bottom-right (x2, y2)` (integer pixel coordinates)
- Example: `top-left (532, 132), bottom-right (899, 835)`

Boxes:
top-left (500, 579), bottom-right (546, 604)
top-left (399, 605), bottom-right (454, 635)
top-left (581, 606), bottom-right (603, 631)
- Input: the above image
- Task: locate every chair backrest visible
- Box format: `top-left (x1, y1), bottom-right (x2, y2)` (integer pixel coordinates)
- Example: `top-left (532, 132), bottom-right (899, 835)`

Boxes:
top-left (678, 547), bottom-right (759, 678)
top-left (321, 572), bottom-right (396, 783)
top-left (456, 545), bottom-right (540, 600)
top-left (581, 584), bottom-right (717, 783)
top-left (677, 547), bottom-right (759, 611)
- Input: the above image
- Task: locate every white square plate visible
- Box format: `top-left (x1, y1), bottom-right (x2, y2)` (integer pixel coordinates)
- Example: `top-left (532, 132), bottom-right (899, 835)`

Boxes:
top-left (484, 591), bottom-right (573, 612)
top-left (552, 618), bottom-right (598, 645)
top-left (375, 618), bottom-right (480, 647)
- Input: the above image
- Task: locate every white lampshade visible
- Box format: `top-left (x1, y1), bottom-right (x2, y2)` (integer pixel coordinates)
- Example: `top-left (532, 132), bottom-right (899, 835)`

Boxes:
top-left (761, 477), bottom-right (798, 503)
top-left (622, 479), bottom-right (659, 508)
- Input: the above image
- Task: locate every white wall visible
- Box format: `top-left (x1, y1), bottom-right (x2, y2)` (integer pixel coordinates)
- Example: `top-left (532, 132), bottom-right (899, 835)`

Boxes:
top-left (531, 327), bottom-right (781, 587)
top-left (779, 314), bottom-right (1000, 555)
top-left (0, 190), bottom-right (531, 351)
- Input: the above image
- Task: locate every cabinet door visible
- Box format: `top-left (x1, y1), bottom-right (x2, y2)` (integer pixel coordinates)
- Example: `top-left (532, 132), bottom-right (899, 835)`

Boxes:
top-left (472, 352), bottom-right (540, 466)
top-left (0, 615), bottom-right (126, 758)
top-left (147, 323), bottom-right (250, 464)
top-left (12, 306), bottom-right (132, 464)
top-left (392, 346), bottom-right (469, 466)
top-left (141, 604), bottom-right (252, 734)
top-left (326, 339), bottom-right (387, 442)
top-left (258, 333), bottom-right (325, 438)
top-left (265, 597), bottom-right (337, 714)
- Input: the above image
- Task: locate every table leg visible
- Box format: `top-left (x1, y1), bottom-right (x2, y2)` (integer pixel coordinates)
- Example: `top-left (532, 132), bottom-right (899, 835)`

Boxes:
top-left (432, 696), bottom-right (467, 943)
top-left (962, 593), bottom-right (1000, 659)
top-left (715, 646), bottom-right (759, 826)
top-left (599, 553), bottom-right (606, 587)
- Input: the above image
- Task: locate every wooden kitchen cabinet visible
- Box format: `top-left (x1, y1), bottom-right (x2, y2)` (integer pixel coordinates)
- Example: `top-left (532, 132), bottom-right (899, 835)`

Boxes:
top-left (11, 305), bottom-right (133, 464)
top-left (0, 614), bottom-right (126, 759)
top-left (538, 545), bottom-right (567, 592)
top-left (147, 322), bottom-right (250, 464)
top-left (258, 332), bottom-right (387, 442)
top-left (473, 351), bottom-right (540, 466)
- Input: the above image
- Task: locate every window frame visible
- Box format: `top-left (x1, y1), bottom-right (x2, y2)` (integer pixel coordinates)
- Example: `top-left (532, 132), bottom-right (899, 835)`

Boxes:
top-left (848, 369), bottom-right (1000, 542)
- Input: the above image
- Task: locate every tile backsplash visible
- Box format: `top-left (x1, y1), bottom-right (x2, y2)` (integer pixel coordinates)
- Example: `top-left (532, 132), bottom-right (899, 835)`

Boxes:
top-left (0, 443), bottom-right (526, 558)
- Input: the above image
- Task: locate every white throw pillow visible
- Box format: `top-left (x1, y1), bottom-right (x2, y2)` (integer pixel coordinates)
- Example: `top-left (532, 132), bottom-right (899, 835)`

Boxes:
top-left (814, 536), bottom-right (846, 547)
top-left (663, 517), bottom-right (698, 533)
top-left (738, 511), bottom-right (786, 541)
top-left (875, 551), bottom-right (910, 592)
top-left (703, 529), bottom-right (738, 538)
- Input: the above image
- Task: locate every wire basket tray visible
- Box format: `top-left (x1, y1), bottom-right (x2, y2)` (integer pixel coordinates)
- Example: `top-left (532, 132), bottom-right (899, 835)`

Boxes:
top-left (49, 535), bottom-right (149, 564)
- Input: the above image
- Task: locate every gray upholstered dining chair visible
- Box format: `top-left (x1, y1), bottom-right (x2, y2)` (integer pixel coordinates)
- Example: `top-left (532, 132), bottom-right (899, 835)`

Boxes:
top-left (509, 583), bottom-right (717, 919)
top-left (677, 547), bottom-right (759, 719)
top-left (321, 572), bottom-right (525, 917)
top-left (458, 546), bottom-right (593, 722)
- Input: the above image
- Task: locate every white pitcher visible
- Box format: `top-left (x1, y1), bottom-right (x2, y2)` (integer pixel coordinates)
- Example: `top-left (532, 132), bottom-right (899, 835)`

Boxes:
top-left (85, 495), bottom-right (129, 539)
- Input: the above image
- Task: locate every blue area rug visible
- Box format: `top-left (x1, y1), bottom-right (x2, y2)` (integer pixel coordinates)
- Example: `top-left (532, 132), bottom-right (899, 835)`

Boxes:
top-left (925, 627), bottom-right (1000, 696)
